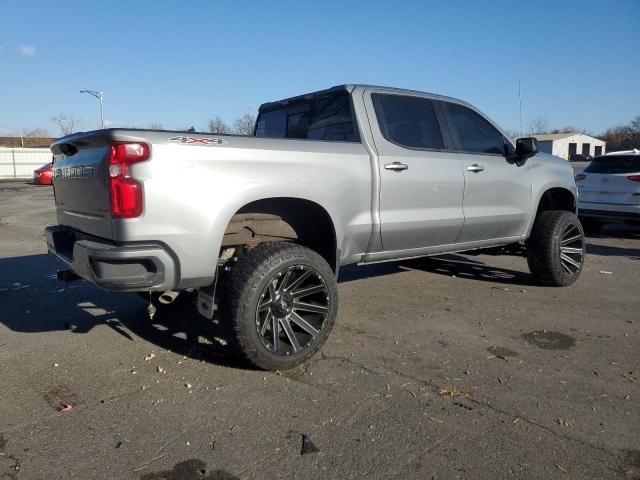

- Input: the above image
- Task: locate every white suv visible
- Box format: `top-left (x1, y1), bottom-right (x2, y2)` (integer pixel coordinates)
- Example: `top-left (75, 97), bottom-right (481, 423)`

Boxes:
top-left (576, 149), bottom-right (640, 231)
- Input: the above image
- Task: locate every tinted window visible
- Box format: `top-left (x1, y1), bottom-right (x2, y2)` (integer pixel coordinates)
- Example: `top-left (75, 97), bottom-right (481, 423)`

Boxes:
top-left (444, 103), bottom-right (505, 155)
top-left (372, 94), bottom-right (444, 150)
top-left (255, 91), bottom-right (359, 142)
top-left (584, 156), bottom-right (640, 174)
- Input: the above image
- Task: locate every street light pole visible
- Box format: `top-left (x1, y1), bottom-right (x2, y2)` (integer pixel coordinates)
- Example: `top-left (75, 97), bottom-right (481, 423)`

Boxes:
top-left (80, 90), bottom-right (104, 129)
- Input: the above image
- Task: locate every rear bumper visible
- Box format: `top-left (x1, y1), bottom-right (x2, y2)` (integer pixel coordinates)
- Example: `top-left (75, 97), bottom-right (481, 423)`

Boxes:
top-left (45, 225), bottom-right (178, 292)
top-left (578, 208), bottom-right (640, 224)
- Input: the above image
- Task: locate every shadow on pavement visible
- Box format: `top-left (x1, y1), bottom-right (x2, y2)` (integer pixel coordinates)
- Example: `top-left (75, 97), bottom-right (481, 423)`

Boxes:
top-left (0, 253), bottom-right (247, 369)
top-left (2, 237), bottom-right (634, 369)
top-left (586, 243), bottom-right (640, 259)
top-left (586, 224), bottom-right (640, 240)
top-left (585, 225), bottom-right (640, 259)
top-left (402, 255), bottom-right (535, 286)
top-left (339, 253), bottom-right (534, 286)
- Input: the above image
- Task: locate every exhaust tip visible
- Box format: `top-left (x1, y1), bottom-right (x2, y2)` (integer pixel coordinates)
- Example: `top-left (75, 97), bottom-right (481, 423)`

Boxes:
top-left (158, 290), bottom-right (180, 305)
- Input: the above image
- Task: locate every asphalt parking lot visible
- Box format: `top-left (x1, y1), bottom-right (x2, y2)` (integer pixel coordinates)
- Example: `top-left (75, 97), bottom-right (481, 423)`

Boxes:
top-left (0, 181), bottom-right (638, 480)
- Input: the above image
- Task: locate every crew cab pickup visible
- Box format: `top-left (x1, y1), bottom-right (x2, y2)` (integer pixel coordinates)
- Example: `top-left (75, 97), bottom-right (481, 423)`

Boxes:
top-left (46, 84), bottom-right (585, 370)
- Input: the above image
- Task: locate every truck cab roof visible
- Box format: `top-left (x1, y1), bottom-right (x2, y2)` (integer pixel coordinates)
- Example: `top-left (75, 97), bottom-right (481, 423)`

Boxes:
top-left (258, 84), bottom-right (469, 113)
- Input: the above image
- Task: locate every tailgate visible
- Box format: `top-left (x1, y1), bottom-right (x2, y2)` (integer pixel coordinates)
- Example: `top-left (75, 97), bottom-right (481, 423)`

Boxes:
top-left (51, 133), bottom-right (113, 239)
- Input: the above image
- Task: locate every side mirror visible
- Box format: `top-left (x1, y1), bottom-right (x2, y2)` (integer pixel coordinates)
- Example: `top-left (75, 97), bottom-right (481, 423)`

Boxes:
top-left (515, 137), bottom-right (538, 159)
top-left (508, 137), bottom-right (538, 165)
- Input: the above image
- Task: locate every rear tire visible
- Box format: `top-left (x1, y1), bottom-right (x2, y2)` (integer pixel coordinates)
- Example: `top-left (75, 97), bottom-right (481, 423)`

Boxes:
top-left (527, 211), bottom-right (585, 286)
top-left (223, 242), bottom-right (338, 370)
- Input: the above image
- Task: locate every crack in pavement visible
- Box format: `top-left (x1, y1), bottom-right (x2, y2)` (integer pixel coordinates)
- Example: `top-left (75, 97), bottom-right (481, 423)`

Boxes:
top-left (314, 352), bottom-right (624, 467)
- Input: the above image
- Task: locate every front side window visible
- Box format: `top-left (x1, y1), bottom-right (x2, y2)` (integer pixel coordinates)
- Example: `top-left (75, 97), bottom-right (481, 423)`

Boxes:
top-left (372, 94), bottom-right (444, 150)
top-left (444, 103), bottom-right (505, 155)
top-left (255, 91), bottom-right (359, 142)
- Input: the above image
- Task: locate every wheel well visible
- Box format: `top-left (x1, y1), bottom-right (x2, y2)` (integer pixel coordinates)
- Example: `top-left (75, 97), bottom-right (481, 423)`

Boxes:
top-left (535, 188), bottom-right (576, 219)
top-left (221, 198), bottom-right (338, 272)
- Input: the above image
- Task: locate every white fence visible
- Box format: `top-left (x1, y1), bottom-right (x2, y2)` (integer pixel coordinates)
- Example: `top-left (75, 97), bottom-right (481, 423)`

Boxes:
top-left (0, 147), bottom-right (52, 178)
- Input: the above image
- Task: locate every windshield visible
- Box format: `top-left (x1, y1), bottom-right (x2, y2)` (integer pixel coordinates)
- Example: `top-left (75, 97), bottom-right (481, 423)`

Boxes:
top-left (255, 91), bottom-right (360, 142)
top-left (584, 155), bottom-right (640, 174)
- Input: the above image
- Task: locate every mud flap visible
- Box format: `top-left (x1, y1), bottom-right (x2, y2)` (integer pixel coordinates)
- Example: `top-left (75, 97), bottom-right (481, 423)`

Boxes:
top-left (197, 282), bottom-right (217, 319)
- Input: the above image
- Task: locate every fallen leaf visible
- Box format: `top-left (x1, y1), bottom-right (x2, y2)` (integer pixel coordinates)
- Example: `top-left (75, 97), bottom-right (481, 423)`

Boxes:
top-left (598, 270), bottom-right (612, 275)
top-left (438, 388), bottom-right (473, 398)
top-left (144, 353), bottom-right (155, 361)
top-left (59, 403), bottom-right (73, 412)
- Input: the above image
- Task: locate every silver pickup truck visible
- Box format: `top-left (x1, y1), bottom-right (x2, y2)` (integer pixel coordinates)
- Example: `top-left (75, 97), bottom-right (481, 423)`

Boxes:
top-left (46, 84), bottom-right (585, 370)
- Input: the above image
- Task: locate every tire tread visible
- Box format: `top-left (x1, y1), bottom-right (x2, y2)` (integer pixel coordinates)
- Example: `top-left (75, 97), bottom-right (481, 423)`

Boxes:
top-left (223, 242), bottom-right (337, 370)
top-left (527, 210), bottom-right (584, 286)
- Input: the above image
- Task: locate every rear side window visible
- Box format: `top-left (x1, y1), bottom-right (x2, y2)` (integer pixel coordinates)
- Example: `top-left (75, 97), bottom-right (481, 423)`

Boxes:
top-left (444, 102), bottom-right (505, 155)
top-left (372, 94), bottom-right (444, 150)
top-left (584, 156), bottom-right (640, 174)
top-left (255, 91), bottom-right (359, 142)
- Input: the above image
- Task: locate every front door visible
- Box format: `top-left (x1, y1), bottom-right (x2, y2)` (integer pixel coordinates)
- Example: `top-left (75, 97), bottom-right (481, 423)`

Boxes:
top-left (365, 91), bottom-right (465, 251)
top-left (441, 101), bottom-right (532, 243)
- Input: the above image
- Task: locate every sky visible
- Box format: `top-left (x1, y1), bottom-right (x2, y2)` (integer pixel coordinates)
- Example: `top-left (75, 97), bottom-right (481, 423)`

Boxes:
top-left (0, 0), bottom-right (638, 137)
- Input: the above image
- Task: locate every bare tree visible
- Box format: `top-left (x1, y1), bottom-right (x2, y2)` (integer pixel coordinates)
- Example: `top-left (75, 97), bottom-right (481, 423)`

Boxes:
top-left (527, 116), bottom-right (550, 135)
top-left (599, 116), bottom-right (640, 151)
top-left (51, 114), bottom-right (82, 136)
top-left (23, 127), bottom-right (50, 138)
top-left (233, 113), bottom-right (256, 136)
top-left (207, 116), bottom-right (232, 134)
top-left (549, 126), bottom-right (582, 134)
top-left (21, 128), bottom-right (51, 147)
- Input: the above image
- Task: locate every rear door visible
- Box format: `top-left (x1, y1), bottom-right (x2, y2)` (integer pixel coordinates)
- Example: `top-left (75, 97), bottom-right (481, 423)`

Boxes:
top-left (365, 91), bottom-right (465, 251)
top-left (440, 101), bottom-right (532, 243)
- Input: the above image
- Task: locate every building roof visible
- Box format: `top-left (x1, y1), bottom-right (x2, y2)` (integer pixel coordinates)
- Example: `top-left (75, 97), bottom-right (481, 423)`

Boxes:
top-left (533, 133), bottom-right (604, 143)
top-left (532, 133), bottom-right (577, 141)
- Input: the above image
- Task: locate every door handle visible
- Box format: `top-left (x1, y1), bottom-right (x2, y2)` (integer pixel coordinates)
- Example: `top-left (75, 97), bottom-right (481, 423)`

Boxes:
top-left (385, 162), bottom-right (408, 171)
top-left (466, 164), bottom-right (484, 173)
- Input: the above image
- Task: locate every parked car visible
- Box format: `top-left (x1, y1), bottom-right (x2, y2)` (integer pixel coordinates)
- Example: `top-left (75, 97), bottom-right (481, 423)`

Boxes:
top-left (33, 162), bottom-right (53, 185)
top-left (45, 84), bottom-right (583, 370)
top-left (569, 153), bottom-right (592, 162)
top-left (576, 149), bottom-right (640, 231)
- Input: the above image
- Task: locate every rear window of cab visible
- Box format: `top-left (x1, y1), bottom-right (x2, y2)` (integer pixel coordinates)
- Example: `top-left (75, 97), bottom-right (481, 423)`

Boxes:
top-left (255, 91), bottom-right (360, 142)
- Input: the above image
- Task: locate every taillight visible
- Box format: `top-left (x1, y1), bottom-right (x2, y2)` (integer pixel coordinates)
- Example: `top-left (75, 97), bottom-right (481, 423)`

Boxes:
top-left (627, 175), bottom-right (640, 182)
top-left (574, 174), bottom-right (587, 181)
top-left (108, 143), bottom-right (150, 218)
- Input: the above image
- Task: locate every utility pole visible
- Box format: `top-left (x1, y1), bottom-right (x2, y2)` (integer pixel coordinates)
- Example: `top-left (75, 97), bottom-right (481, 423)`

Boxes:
top-left (518, 80), bottom-right (522, 137)
top-left (80, 90), bottom-right (104, 129)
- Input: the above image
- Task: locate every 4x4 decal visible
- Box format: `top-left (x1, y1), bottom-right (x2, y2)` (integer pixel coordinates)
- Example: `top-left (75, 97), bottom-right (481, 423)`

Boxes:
top-left (168, 136), bottom-right (225, 145)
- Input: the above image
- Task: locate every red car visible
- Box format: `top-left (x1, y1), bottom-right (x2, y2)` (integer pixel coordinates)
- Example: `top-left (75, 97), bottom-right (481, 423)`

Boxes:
top-left (33, 162), bottom-right (53, 185)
